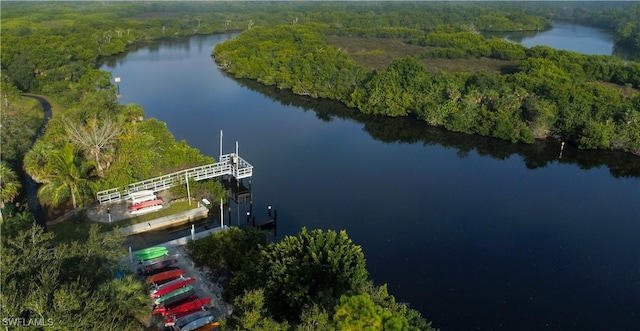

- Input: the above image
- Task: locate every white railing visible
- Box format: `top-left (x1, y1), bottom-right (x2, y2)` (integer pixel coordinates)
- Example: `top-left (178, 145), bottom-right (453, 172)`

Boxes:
top-left (96, 153), bottom-right (253, 205)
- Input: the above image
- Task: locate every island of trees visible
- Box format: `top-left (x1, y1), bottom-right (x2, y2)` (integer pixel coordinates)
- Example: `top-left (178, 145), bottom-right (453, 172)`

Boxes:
top-left (1, 1), bottom-right (639, 330)
top-left (212, 5), bottom-right (640, 155)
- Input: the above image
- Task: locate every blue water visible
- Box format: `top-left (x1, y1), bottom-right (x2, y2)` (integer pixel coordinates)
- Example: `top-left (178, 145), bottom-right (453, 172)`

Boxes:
top-left (486, 21), bottom-right (615, 55)
top-left (101, 28), bottom-right (640, 331)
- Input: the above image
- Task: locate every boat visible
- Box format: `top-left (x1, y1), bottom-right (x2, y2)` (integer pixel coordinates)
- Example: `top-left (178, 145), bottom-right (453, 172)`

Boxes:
top-left (180, 315), bottom-right (218, 331)
top-left (137, 249), bottom-right (169, 262)
top-left (130, 204), bottom-right (163, 215)
top-left (155, 291), bottom-right (197, 311)
top-left (131, 193), bottom-right (157, 204)
top-left (138, 258), bottom-right (178, 275)
top-left (129, 199), bottom-right (163, 211)
top-left (193, 322), bottom-right (221, 331)
top-left (151, 275), bottom-right (187, 291)
top-left (147, 269), bottom-right (186, 285)
top-left (153, 286), bottom-right (195, 306)
top-left (128, 190), bottom-right (155, 201)
top-left (156, 297), bottom-right (211, 317)
top-left (141, 255), bottom-right (174, 267)
top-left (135, 246), bottom-right (168, 259)
top-left (165, 310), bottom-right (212, 327)
top-left (150, 277), bottom-right (196, 298)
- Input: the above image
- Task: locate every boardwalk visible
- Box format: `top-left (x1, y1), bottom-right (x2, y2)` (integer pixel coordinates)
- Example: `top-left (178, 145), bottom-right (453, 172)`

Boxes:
top-left (96, 152), bottom-right (253, 205)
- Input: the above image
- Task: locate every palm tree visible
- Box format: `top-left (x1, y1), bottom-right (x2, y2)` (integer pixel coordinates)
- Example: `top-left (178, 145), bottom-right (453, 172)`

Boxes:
top-left (37, 143), bottom-right (96, 213)
top-left (0, 161), bottom-right (21, 222)
top-left (23, 141), bottom-right (53, 183)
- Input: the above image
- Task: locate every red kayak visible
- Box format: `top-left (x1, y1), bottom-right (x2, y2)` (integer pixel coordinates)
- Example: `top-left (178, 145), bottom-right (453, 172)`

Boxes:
top-left (150, 277), bottom-right (196, 298)
top-left (154, 297), bottom-right (211, 316)
top-left (147, 269), bottom-right (186, 285)
top-left (129, 199), bottom-right (163, 211)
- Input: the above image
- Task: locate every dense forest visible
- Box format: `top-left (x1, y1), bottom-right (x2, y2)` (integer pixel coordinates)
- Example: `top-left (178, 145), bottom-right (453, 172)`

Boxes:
top-left (213, 7), bottom-right (640, 155)
top-left (1, 2), bottom-right (639, 330)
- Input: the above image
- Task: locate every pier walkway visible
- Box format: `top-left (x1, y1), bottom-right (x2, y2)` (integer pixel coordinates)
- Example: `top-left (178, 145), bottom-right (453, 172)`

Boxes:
top-left (96, 152), bottom-right (253, 205)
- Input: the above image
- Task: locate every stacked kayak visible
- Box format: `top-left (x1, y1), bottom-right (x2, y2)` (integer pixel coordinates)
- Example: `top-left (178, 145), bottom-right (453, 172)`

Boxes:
top-left (135, 246), bottom-right (168, 261)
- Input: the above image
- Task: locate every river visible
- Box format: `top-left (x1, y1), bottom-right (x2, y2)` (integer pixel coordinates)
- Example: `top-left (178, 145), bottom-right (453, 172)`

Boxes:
top-left (100, 24), bottom-right (639, 331)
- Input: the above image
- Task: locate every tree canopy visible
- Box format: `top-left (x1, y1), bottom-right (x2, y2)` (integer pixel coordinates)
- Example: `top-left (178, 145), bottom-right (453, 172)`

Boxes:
top-left (187, 227), bottom-right (436, 330)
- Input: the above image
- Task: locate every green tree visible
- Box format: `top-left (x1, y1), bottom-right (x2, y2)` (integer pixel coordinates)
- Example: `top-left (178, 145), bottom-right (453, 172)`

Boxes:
top-left (296, 304), bottom-right (336, 331)
top-left (0, 161), bottom-right (21, 210)
top-left (1, 224), bottom-right (150, 330)
top-left (333, 293), bottom-right (409, 331)
top-left (37, 143), bottom-right (96, 212)
top-left (187, 226), bottom-right (269, 301)
top-left (261, 227), bottom-right (369, 322)
top-left (224, 289), bottom-right (290, 331)
top-left (0, 207), bottom-right (35, 238)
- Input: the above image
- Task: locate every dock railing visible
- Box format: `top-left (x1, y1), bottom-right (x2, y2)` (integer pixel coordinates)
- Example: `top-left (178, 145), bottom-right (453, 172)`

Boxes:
top-left (96, 153), bottom-right (253, 205)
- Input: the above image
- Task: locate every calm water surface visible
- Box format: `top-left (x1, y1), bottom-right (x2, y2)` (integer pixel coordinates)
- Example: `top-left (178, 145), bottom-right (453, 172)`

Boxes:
top-left (101, 28), bottom-right (639, 330)
top-left (485, 21), bottom-right (615, 55)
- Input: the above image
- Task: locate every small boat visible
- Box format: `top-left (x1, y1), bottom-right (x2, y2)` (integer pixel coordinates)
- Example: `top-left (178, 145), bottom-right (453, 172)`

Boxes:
top-left (165, 310), bottom-right (212, 327)
top-left (135, 246), bottom-right (168, 259)
top-left (129, 199), bottom-right (163, 211)
top-left (140, 253), bottom-right (174, 265)
top-left (130, 204), bottom-right (163, 215)
top-left (147, 269), bottom-right (186, 285)
top-left (138, 250), bottom-right (169, 262)
top-left (138, 258), bottom-right (178, 275)
top-left (180, 315), bottom-right (218, 331)
top-left (153, 286), bottom-right (195, 306)
top-left (151, 275), bottom-right (187, 291)
top-left (131, 194), bottom-right (157, 204)
top-left (156, 297), bottom-right (211, 317)
top-left (128, 190), bottom-right (155, 201)
top-left (151, 277), bottom-right (196, 298)
top-left (193, 322), bottom-right (221, 331)
top-left (156, 292), bottom-right (197, 311)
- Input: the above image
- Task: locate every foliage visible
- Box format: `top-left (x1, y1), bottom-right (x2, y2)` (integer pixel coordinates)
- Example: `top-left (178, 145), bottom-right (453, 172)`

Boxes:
top-left (169, 177), bottom-right (227, 204)
top-left (0, 85), bottom-right (41, 168)
top-left (261, 227), bottom-right (369, 322)
top-left (37, 143), bottom-right (96, 211)
top-left (187, 226), bottom-right (269, 300)
top-left (188, 227), bottom-right (432, 329)
top-left (214, 24), bottom-right (367, 101)
top-left (333, 293), bottom-right (409, 331)
top-left (0, 161), bottom-right (21, 209)
top-left (216, 22), bottom-right (640, 154)
top-left (63, 115), bottom-right (122, 177)
top-left (223, 289), bottom-right (290, 331)
top-left (0, 224), bottom-right (150, 330)
top-left (0, 204), bottom-right (35, 237)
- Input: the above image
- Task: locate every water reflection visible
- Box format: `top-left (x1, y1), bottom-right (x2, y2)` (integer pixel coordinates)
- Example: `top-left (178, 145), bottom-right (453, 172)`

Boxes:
top-left (232, 76), bottom-right (640, 178)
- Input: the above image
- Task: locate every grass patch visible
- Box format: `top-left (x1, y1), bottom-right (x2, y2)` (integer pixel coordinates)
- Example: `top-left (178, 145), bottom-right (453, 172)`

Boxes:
top-left (326, 35), bottom-right (517, 74)
top-left (49, 201), bottom-right (201, 244)
top-left (48, 215), bottom-right (110, 245)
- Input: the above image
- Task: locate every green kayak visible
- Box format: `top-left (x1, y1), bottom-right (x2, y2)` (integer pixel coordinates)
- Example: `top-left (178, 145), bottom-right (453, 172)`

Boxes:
top-left (135, 246), bottom-right (168, 261)
top-left (154, 285), bottom-right (194, 306)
